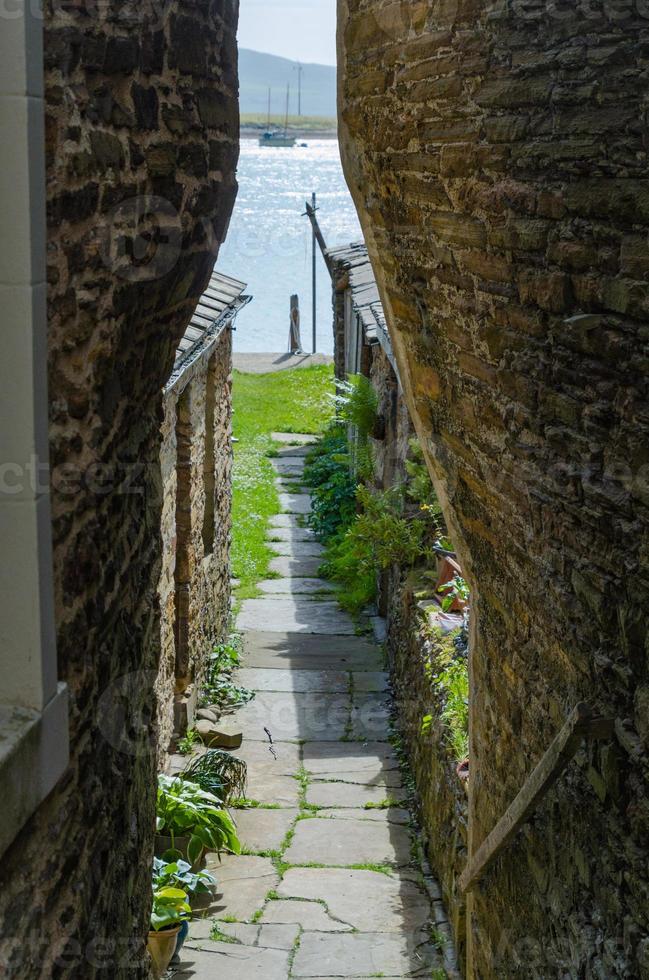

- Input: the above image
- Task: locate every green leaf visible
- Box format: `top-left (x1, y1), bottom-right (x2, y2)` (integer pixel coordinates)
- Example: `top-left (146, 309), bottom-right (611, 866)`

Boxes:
top-left (187, 835), bottom-right (204, 866)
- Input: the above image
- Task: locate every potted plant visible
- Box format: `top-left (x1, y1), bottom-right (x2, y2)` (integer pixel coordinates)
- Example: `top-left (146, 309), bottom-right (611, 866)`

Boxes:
top-left (153, 856), bottom-right (217, 913)
top-left (437, 573), bottom-right (470, 614)
top-left (181, 749), bottom-right (247, 804)
top-left (155, 774), bottom-right (241, 867)
top-left (148, 883), bottom-right (191, 979)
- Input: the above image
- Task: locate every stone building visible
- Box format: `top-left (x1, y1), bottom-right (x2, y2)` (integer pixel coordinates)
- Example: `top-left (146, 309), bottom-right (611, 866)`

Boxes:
top-left (327, 240), bottom-right (412, 489)
top-left (338, 1), bottom-right (649, 977)
top-left (327, 239), bottom-right (470, 953)
top-left (157, 270), bottom-right (248, 753)
top-left (0, 1), bottom-right (240, 976)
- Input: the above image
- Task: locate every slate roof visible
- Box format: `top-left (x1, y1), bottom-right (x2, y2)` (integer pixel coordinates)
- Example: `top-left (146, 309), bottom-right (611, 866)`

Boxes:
top-left (175, 270), bottom-right (249, 367)
top-left (326, 242), bottom-right (397, 375)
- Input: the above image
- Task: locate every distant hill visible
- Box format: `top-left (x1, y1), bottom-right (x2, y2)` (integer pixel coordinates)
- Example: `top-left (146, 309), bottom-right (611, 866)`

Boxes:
top-left (239, 49), bottom-right (337, 119)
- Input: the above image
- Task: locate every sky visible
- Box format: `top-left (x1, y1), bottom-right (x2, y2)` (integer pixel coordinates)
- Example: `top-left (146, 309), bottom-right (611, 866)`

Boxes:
top-left (238, 0), bottom-right (337, 66)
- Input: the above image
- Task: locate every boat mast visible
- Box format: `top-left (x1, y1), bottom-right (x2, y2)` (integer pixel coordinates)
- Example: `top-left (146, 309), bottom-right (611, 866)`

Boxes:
top-left (267, 86), bottom-right (271, 128)
top-left (284, 83), bottom-right (290, 136)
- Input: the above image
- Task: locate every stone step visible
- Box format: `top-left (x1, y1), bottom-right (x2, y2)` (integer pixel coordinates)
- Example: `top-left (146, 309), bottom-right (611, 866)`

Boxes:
top-left (268, 513), bottom-right (307, 528)
top-left (241, 631), bottom-right (383, 671)
top-left (268, 555), bottom-right (323, 577)
top-left (273, 445), bottom-right (313, 457)
top-left (266, 526), bottom-right (316, 543)
top-left (278, 492), bottom-right (312, 515)
top-left (258, 578), bottom-right (337, 596)
top-left (238, 598), bottom-right (355, 634)
top-left (267, 541), bottom-right (324, 558)
top-left (270, 457), bottom-right (306, 474)
top-left (271, 432), bottom-right (318, 445)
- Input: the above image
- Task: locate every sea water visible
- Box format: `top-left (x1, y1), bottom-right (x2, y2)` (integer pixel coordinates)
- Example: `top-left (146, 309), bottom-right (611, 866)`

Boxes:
top-left (218, 138), bottom-right (363, 354)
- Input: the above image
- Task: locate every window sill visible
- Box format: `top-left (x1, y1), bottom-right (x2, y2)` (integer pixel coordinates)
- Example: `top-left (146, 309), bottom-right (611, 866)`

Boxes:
top-left (0, 683), bottom-right (69, 856)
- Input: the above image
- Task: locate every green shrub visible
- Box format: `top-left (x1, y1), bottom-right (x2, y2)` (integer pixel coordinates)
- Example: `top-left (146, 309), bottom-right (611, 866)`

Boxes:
top-left (305, 428), bottom-right (357, 541)
top-left (333, 375), bottom-right (378, 480)
top-left (319, 485), bottom-right (434, 615)
top-left (334, 375), bottom-right (378, 439)
top-left (439, 660), bottom-right (469, 760)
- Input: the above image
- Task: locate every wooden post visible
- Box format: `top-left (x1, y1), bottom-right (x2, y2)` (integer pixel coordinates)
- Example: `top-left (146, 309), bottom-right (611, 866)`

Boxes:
top-left (459, 702), bottom-right (614, 895)
top-left (289, 294), bottom-right (302, 354)
top-left (304, 197), bottom-right (332, 274)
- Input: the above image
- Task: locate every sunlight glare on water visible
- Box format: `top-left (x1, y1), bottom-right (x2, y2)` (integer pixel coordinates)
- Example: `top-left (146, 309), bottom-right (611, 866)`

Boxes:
top-left (218, 139), bottom-right (363, 354)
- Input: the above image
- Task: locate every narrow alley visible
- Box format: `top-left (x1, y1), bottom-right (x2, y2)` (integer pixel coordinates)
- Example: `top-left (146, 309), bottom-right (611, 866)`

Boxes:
top-left (170, 433), bottom-right (457, 979)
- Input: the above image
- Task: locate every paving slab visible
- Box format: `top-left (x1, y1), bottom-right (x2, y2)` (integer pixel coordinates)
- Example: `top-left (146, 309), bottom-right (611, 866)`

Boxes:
top-left (238, 598), bottom-right (355, 634)
top-left (235, 773), bottom-right (300, 808)
top-left (242, 632), bottom-right (383, 671)
top-left (270, 461), bottom-right (307, 478)
top-left (273, 444), bottom-right (313, 457)
top-left (283, 815), bottom-right (412, 867)
top-left (233, 807), bottom-right (298, 852)
top-left (278, 492), bottom-right (312, 514)
top-left (204, 855), bottom-right (278, 921)
top-left (292, 930), bottom-right (441, 977)
top-left (277, 867), bottom-right (432, 933)
top-left (237, 667), bottom-right (349, 693)
top-left (268, 555), bottom-right (324, 578)
top-left (258, 577), bottom-right (338, 595)
top-left (233, 737), bottom-right (301, 777)
top-left (302, 741), bottom-right (400, 779)
top-left (233, 691), bottom-right (351, 741)
top-left (187, 920), bottom-right (299, 950)
top-left (173, 944), bottom-right (290, 979)
top-left (266, 526), bottom-right (314, 543)
top-left (323, 807), bottom-right (411, 825)
top-left (307, 782), bottom-right (402, 809)
top-left (272, 432), bottom-right (318, 445)
top-left (268, 513), bottom-right (307, 528)
top-left (268, 541), bottom-right (324, 558)
top-left (261, 899), bottom-right (353, 932)
top-left (350, 693), bottom-right (392, 740)
top-left (352, 670), bottom-right (390, 692)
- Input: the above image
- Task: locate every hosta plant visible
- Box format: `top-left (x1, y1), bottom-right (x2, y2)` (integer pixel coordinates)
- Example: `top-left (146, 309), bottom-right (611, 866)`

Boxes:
top-left (152, 856), bottom-right (216, 900)
top-left (156, 775), bottom-right (241, 865)
top-left (150, 886), bottom-right (191, 933)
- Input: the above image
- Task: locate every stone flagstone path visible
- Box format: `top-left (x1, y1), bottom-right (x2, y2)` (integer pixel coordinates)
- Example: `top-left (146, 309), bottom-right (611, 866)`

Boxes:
top-left (171, 435), bottom-right (457, 979)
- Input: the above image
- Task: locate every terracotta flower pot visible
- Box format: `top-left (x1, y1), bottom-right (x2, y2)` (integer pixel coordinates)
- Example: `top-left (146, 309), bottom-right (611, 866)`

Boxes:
top-left (147, 925), bottom-right (181, 979)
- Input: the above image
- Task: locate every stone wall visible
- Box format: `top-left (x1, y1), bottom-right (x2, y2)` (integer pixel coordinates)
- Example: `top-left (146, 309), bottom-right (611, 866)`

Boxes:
top-left (338, 2), bottom-right (649, 976)
top-left (388, 572), bottom-right (469, 964)
top-left (158, 327), bottom-right (233, 753)
top-left (369, 344), bottom-right (412, 494)
top-left (0, 1), bottom-right (239, 976)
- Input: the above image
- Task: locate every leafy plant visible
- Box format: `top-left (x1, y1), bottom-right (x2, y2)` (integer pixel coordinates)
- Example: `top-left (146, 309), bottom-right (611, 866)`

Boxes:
top-left (438, 575), bottom-right (470, 612)
top-left (177, 728), bottom-right (200, 755)
top-left (156, 775), bottom-right (241, 865)
top-left (333, 375), bottom-right (378, 480)
top-left (150, 884), bottom-right (191, 933)
top-left (200, 642), bottom-right (254, 711)
top-left (305, 430), bottom-right (358, 541)
top-left (181, 750), bottom-right (247, 805)
top-left (439, 660), bottom-right (469, 760)
top-left (153, 856), bottom-right (216, 899)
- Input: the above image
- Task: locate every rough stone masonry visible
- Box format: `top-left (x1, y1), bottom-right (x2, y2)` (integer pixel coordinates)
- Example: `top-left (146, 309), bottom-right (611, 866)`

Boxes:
top-left (0, 2), bottom-right (239, 977)
top-left (338, 1), bottom-right (649, 977)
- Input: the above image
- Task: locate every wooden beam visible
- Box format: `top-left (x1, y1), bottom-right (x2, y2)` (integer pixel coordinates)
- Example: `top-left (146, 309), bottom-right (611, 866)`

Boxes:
top-left (304, 200), bottom-right (334, 275)
top-left (459, 702), bottom-right (614, 894)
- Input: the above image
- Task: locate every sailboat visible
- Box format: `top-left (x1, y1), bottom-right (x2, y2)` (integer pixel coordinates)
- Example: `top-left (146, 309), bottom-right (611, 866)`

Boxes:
top-left (259, 83), bottom-right (296, 148)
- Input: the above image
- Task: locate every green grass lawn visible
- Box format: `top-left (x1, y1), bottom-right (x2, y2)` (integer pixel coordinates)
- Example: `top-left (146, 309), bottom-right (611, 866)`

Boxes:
top-left (231, 365), bottom-right (335, 600)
